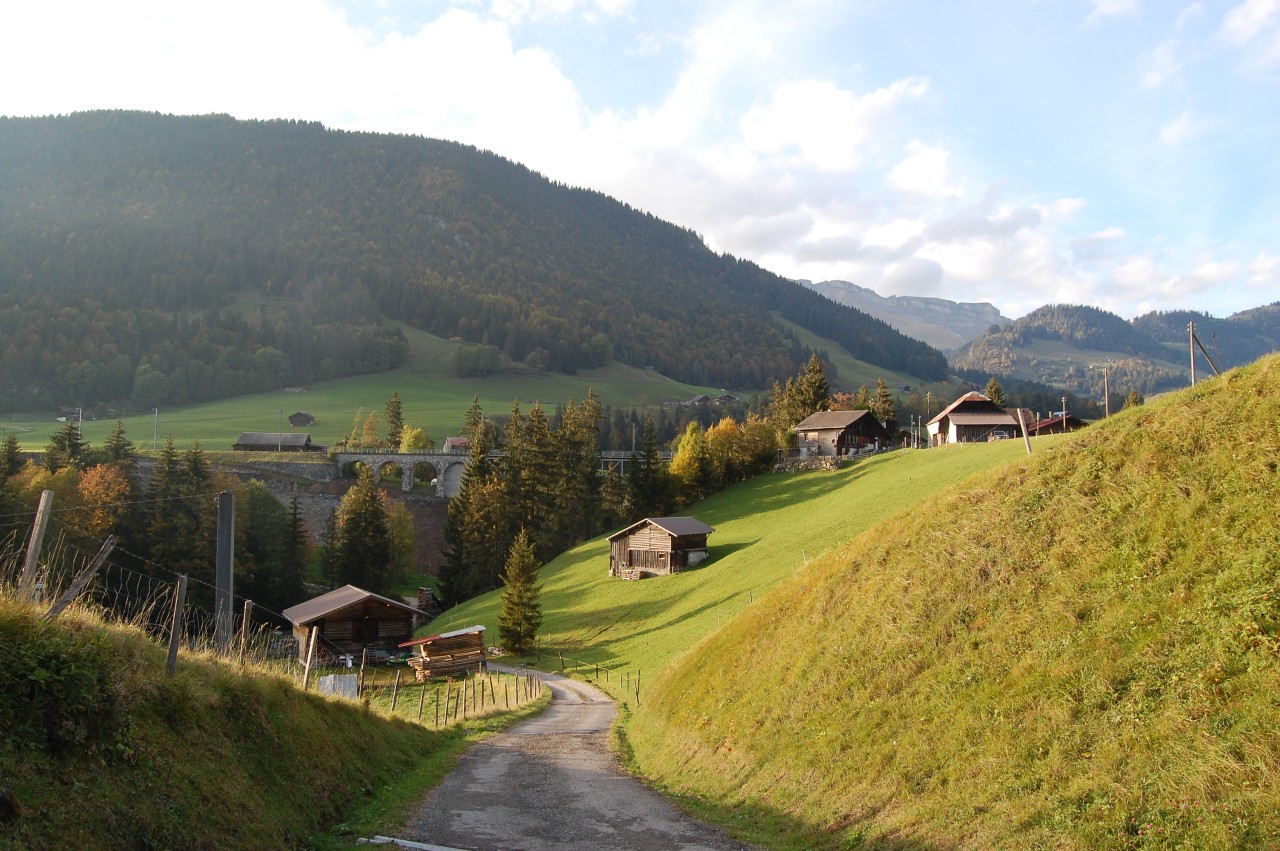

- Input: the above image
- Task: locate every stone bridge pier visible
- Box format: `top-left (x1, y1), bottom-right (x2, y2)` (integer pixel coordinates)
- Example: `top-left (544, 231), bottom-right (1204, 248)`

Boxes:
top-left (333, 451), bottom-right (468, 497)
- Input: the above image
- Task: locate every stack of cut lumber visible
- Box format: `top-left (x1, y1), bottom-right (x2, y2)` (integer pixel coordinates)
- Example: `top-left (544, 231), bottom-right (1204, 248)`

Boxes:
top-left (407, 648), bottom-right (485, 681)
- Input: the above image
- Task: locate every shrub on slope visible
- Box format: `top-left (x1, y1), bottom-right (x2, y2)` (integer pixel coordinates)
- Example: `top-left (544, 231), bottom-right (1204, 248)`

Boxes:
top-left (0, 599), bottom-right (447, 850)
top-left (630, 355), bottom-right (1280, 849)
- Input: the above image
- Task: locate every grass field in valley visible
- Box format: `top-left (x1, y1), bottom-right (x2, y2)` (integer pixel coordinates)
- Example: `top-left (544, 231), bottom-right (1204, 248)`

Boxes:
top-left (6, 324), bottom-right (721, 451)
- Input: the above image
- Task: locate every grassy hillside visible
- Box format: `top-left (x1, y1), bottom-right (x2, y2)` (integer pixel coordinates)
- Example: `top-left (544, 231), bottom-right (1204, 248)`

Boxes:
top-left (626, 354), bottom-right (1280, 849)
top-left (0, 596), bottom-right (544, 850)
top-left (426, 440), bottom-right (1031, 685)
top-left (10, 324), bottom-right (719, 451)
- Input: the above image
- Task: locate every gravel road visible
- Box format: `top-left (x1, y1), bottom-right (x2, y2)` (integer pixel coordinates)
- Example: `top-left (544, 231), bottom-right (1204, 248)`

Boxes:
top-left (393, 670), bottom-right (754, 851)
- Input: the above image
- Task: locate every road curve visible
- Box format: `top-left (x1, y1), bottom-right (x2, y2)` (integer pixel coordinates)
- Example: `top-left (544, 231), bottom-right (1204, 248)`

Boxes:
top-left (396, 670), bottom-right (753, 851)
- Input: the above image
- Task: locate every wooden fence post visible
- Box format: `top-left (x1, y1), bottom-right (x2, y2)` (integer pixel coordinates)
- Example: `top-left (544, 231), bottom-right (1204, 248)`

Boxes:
top-left (302, 626), bottom-right (320, 691)
top-left (418, 684), bottom-right (427, 721)
top-left (238, 599), bottom-right (253, 663)
top-left (166, 575), bottom-right (188, 678)
top-left (358, 648), bottom-right (368, 696)
top-left (504, 680), bottom-right (510, 708)
top-left (17, 490), bottom-right (54, 601)
top-left (435, 688), bottom-right (441, 728)
top-left (44, 536), bottom-right (115, 621)
top-left (391, 670), bottom-right (402, 712)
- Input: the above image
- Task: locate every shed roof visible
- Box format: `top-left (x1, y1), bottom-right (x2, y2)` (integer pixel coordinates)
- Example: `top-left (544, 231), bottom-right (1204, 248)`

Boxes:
top-left (398, 625), bottom-right (486, 648)
top-left (234, 432), bottom-right (314, 448)
top-left (928, 392), bottom-right (1003, 427)
top-left (607, 516), bottom-right (716, 541)
top-left (282, 584), bottom-right (427, 626)
top-left (946, 411), bottom-right (1018, 426)
top-left (794, 409), bottom-right (878, 431)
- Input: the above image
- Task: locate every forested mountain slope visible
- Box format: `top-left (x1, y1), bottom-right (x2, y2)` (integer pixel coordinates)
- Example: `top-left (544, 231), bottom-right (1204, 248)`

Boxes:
top-left (951, 302), bottom-right (1280, 401)
top-left (0, 111), bottom-right (947, 411)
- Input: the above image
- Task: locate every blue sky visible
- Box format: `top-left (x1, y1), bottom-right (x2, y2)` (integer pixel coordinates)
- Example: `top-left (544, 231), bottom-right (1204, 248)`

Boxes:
top-left (3, 0), bottom-right (1277, 320)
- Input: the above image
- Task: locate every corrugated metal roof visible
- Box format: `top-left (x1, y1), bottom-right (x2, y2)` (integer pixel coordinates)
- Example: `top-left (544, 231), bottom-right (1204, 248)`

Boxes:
top-left (607, 516), bottom-right (715, 541)
top-left (927, 392), bottom-right (993, 426)
top-left (282, 584), bottom-right (427, 626)
top-left (234, 432), bottom-right (313, 447)
top-left (399, 624), bottom-right (486, 647)
top-left (794, 409), bottom-right (876, 431)
top-left (947, 411), bottom-right (1017, 426)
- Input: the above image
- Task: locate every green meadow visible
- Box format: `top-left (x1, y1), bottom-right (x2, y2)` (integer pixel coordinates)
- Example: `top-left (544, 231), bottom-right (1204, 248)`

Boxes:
top-left (7, 325), bottom-right (721, 451)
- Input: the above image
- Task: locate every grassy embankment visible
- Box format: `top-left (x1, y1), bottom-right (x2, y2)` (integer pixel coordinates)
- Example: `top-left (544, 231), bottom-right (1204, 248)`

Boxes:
top-left (425, 439), bottom-right (1033, 684)
top-left (627, 354), bottom-right (1280, 849)
top-left (0, 596), bottom-right (548, 851)
top-left (7, 324), bottom-right (721, 451)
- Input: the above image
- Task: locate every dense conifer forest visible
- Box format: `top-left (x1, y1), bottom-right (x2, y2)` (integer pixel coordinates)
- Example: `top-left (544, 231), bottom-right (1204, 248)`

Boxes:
top-left (0, 111), bottom-right (948, 412)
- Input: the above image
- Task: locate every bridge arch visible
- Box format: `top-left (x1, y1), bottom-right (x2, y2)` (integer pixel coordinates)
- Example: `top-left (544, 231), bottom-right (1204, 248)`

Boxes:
top-left (333, 451), bottom-right (469, 497)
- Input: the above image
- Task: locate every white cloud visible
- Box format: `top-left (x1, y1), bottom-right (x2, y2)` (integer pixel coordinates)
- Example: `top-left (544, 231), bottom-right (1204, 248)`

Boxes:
top-left (739, 77), bottom-right (928, 172)
top-left (886, 140), bottom-right (957, 197)
top-left (1086, 0), bottom-right (1141, 26)
top-left (488, 0), bottom-right (634, 25)
top-left (1142, 39), bottom-right (1183, 88)
top-left (1156, 109), bottom-right (1200, 146)
top-left (1218, 0), bottom-right (1280, 68)
top-left (1071, 227), bottom-right (1127, 264)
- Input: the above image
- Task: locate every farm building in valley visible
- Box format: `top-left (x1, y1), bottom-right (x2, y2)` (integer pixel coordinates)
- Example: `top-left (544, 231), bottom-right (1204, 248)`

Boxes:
top-left (288, 411), bottom-right (316, 427)
top-left (401, 625), bottom-right (487, 681)
top-left (608, 516), bottom-right (715, 579)
top-left (926, 392), bottom-right (1022, 446)
top-left (232, 432), bottom-right (325, 452)
top-left (794, 409), bottom-right (893, 457)
top-left (282, 585), bottom-right (429, 663)
top-left (1029, 412), bottom-right (1089, 435)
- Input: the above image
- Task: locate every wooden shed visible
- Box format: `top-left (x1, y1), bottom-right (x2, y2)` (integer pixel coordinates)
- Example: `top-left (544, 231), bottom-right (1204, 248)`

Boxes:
top-left (794, 409), bottom-right (892, 457)
top-left (400, 626), bottom-right (487, 681)
top-left (608, 516), bottom-right (715, 579)
top-left (232, 432), bottom-right (325, 452)
top-left (282, 585), bottom-right (428, 663)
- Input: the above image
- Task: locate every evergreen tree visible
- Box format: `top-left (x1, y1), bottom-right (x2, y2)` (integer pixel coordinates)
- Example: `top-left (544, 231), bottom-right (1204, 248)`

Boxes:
top-left (332, 466), bottom-right (395, 595)
top-left (44, 419), bottom-right (87, 473)
top-left (1, 434), bottom-right (22, 482)
top-left (498, 528), bottom-right (543, 655)
top-left (872, 377), bottom-right (896, 423)
top-left (797, 352), bottom-right (832, 415)
top-left (985, 377), bottom-right (1006, 407)
top-left (102, 420), bottom-right (136, 465)
top-left (384, 390), bottom-right (404, 446)
top-left (1123, 389), bottom-right (1144, 409)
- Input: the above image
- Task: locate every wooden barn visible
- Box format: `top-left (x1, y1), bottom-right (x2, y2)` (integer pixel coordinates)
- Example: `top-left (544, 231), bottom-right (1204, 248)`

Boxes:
top-left (400, 626), bottom-right (487, 681)
top-left (232, 432), bottom-right (325, 452)
top-left (926, 392), bottom-right (1021, 446)
top-left (608, 516), bottom-right (715, 579)
top-left (282, 585), bottom-right (428, 663)
top-left (794, 409), bottom-right (892, 457)
top-left (288, 411), bottom-right (316, 427)
top-left (1029, 412), bottom-right (1089, 435)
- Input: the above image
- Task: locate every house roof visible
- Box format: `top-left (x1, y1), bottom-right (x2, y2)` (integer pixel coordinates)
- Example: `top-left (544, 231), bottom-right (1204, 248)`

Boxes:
top-left (398, 624), bottom-right (486, 648)
top-left (1031, 413), bottom-right (1088, 431)
top-left (928, 392), bottom-right (1003, 427)
top-left (946, 411), bottom-right (1018, 426)
top-left (794, 409), bottom-right (879, 431)
top-left (442, 436), bottom-right (469, 452)
top-left (282, 584), bottom-right (428, 626)
top-left (607, 516), bottom-right (715, 541)
top-left (234, 432), bottom-right (314, 447)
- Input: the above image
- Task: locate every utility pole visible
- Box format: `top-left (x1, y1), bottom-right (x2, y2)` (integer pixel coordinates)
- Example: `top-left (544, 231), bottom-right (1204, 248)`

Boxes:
top-left (277, 409), bottom-right (282, 452)
top-left (1189, 321), bottom-right (1196, 387)
top-left (1103, 365), bottom-right (1110, 418)
top-left (1061, 396), bottom-right (1067, 419)
top-left (153, 407), bottom-right (159, 450)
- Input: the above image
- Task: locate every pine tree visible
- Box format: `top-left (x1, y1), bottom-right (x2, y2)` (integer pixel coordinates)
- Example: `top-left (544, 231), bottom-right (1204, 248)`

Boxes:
top-left (1, 434), bottom-right (22, 482)
top-left (985, 377), bottom-right (1006, 407)
top-left (384, 390), bottom-right (404, 446)
top-left (44, 419), bottom-right (87, 473)
top-left (498, 528), bottom-right (542, 655)
top-left (102, 420), bottom-right (136, 465)
top-left (333, 466), bottom-right (394, 595)
top-left (872, 377), bottom-right (896, 423)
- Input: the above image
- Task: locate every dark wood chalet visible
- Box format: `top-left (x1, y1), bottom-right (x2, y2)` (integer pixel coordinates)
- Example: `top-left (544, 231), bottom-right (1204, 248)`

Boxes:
top-left (794, 409), bottom-right (892, 457)
top-left (232, 432), bottom-right (325, 452)
top-left (288, 411), bottom-right (316, 427)
top-left (400, 625), bottom-right (487, 681)
top-left (282, 585), bottom-right (428, 663)
top-left (608, 516), bottom-right (715, 579)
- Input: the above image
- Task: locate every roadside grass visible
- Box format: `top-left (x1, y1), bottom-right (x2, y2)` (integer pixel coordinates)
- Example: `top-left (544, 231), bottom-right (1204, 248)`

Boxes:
top-left (426, 439), bottom-right (1033, 691)
top-left (9, 324), bottom-right (720, 451)
top-left (626, 354), bottom-right (1280, 849)
top-left (0, 594), bottom-right (547, 851)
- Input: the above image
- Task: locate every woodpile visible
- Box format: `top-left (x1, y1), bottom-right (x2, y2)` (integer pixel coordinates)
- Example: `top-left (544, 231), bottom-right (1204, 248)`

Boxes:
top-left (400, 626), bottom-right (486, 682)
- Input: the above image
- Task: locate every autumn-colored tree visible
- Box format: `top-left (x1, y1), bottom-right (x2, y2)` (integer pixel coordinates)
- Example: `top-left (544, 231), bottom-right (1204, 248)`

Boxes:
top-left (669, 421), bottom-right (712, 505)
top-left (399, 425), bottom-right (433, 451)
top-left (1123, 389), bottom-right (1144, 409)
top-left (362, 411), bottom-right (384, 448)
top-left (78, 464), bottom-right (132, 538)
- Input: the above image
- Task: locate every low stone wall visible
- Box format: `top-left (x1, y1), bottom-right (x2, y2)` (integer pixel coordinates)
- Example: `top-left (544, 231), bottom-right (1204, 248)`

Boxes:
top-left (774, 457), bottom-right (843, 472)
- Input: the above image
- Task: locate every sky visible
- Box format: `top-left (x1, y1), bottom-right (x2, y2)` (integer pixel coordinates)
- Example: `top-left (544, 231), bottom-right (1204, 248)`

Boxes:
top-left (2, 0), bottom-right (1277, 321)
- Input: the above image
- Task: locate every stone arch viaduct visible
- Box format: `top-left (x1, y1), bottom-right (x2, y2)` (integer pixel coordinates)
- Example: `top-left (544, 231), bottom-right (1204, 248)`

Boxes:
top-left (332, 450), bottom-right (468, 497)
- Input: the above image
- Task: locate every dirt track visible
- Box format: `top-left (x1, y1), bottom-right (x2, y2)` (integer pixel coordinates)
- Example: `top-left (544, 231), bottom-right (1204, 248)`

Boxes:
top-left (395, 671), bottom-right (753, 851)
